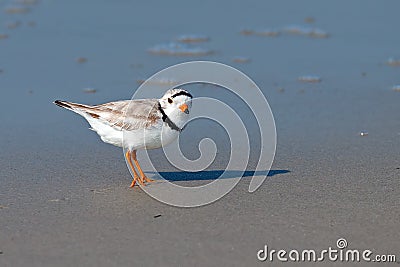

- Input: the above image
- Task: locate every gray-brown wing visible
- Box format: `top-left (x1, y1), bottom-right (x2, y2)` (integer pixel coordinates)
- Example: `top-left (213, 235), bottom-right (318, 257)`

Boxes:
top-left (91, 99), bottom-right (161, 131)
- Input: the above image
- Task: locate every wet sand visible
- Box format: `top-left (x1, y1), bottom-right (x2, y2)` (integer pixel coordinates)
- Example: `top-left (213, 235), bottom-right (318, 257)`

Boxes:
top-left (1, 0), bottom-right (400, 266)
top-left (0, 125), bottom-right (399, 266)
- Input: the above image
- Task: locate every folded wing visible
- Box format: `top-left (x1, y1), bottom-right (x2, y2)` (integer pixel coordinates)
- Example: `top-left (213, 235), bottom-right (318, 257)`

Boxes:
top-left (54, 99), bottom-right (161, 131)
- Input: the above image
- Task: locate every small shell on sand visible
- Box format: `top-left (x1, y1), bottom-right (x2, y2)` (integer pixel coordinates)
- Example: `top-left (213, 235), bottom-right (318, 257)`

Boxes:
top-left (136, 78), bottom-right (180, 86)
top-left (254, 29), bottom-right (280, 37)
top-left (239, 29), bottom-right (254, 36)
top-left (386, 58), bottom-right (400, 67)
top-left (392, 85), bottom-right (400, 92)
top-left (4, 6), bottom-right (30, 14)
top-left (48, 197), bottom-right (68, 202)
top-left (304, 17), bottom-right (315, 23)
top-left (232, 57), bottom-right (251, 63)
top-left (241, 25), bottom-right (327, 38)
top-left (240, 28), bottom-right (280, 37)
top-left (148, 42), bottom-right (213, 56)
top-left (177, 34), bottom-right (210, 43)
top-left (308, 29), bottom-right (329, 38)
top-left (76, 57), bottom-right (88, 63)
top-left (284, 25), bottom-right (329, 38)
top-left (6, 21), bottom-right (21, 29)
top-left (298, 75), bottom-right (322, 83)
top-left (14, 0), bottom-right (38, 5)
top-left (83, 88), bottom-right (97, 94)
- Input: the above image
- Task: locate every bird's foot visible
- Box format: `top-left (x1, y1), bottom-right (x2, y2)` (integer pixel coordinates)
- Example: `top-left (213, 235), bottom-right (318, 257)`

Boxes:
top-left (137, 176), bottom-right (145, 186)
top-left (142, 175), bottom-right (155, 183)
top-left (129, 175), bottom-right (144, 187)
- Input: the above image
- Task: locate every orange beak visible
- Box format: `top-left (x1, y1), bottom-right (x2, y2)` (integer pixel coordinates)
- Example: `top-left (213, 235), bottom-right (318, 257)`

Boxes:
top-left (179, 103), bottom-right (189, 114)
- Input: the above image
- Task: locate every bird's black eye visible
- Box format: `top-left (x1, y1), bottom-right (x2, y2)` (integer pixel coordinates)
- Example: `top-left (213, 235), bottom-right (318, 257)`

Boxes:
top-left (168, 98), bottom-right (173, 104)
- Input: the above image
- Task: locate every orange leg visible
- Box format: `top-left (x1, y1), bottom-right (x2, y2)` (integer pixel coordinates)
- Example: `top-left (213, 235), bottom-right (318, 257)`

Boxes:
top-left (125, 150), bottom-right (142, 187)
top-left (131, 150), bottom-right (154, 183)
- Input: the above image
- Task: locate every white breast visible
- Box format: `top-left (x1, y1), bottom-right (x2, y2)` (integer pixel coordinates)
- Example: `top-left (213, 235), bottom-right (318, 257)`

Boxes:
top-left (122, 123), bottom-right (180, 150)
top-left (84, 109), bottom-right (184, 150)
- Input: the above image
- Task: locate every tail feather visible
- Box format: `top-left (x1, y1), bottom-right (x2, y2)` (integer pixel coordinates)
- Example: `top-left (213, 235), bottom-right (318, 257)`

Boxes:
top-left (54, 100), bottom-right (100, 119)
top-left (54, 100), bottom-right (73, 109)
top-left (54, 100), bottom-right (95, 111)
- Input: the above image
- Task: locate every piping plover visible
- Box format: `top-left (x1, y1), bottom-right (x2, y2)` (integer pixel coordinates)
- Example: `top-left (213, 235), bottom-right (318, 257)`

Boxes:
top-left (54, 88), bottom-right (192, 187)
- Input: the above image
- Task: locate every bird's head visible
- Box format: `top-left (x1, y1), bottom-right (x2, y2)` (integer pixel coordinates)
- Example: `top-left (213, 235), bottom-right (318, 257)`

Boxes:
top-left (159, 88), bottom-right (192, 118)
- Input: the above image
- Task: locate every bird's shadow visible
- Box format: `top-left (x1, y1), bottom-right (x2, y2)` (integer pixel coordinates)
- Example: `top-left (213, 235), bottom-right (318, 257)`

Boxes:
top-left (147, 169), bottom-right (290, 182)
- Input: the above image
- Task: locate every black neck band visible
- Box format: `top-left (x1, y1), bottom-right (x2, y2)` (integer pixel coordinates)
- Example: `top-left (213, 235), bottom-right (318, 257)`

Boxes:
top-left (158, 102), bottom-right (183, 132)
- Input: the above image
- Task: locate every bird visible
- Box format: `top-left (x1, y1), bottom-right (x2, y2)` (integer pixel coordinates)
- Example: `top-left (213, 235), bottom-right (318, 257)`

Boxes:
top-left (54, 88), bottom-right (192, 187)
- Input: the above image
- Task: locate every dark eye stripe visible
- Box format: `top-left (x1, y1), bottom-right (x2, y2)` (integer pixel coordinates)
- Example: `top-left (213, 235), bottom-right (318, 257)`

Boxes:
top-left (171, 91), bottom-right (193, 99)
